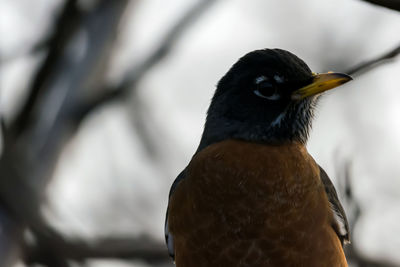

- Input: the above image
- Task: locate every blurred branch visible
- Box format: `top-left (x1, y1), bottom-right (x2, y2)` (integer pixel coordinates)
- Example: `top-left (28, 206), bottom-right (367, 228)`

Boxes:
top-left (1, 0), bottom-right (219, 265)
top-left (115, 0), bottom-right (218, 91)
top-left (10, 0), bottom-right (80, 137)
top-left (334, 157), bottom-right (397, 267)
top-left (0, 39), bottom-right (48, 64)
top-left (345, 43), bottom-right (400, 76)
top-left (0, 0), bottom-right (131, 266)
top-left (0, 1), bottom-right (82, 265)
top-left (74, 0), bottom-right (218, 121)
top-left (25, 235), bottom-right (169, 265)
top-left (1, 0), bottom-right (130, 224)
top-left (359, 0), bottom-right (400, 12)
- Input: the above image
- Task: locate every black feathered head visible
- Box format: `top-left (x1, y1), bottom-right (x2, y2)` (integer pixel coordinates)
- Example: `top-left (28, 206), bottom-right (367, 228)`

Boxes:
top-left (198, 49), bottom-right (351, 150)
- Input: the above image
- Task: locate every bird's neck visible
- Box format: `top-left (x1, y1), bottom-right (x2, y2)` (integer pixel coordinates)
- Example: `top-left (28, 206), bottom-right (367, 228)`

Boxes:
top-left (197, 99), bottom-right (316, 153)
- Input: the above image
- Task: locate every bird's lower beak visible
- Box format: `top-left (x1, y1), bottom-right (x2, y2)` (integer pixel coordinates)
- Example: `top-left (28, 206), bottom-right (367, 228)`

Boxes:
top-left (291, 72), bottom-right (352, 100)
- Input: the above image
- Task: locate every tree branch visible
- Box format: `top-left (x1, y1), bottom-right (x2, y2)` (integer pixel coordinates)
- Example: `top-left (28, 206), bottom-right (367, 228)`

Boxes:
top-left (24, 234), bottom-right (169, 265)
top-left (9, 0), bottom-right (80, 137)
top-left (334, 157), bottom-right (398, 267)
top-left (116, 0), bottom-right (218, 92)
top-left (345, 43), bottom-right (400, 76)
top-left (74, 0), bottom-right (218, 121)
top-left (0, 0), bottom-right (131, 266)
top-left (359, 0), bottom-right (400, 12)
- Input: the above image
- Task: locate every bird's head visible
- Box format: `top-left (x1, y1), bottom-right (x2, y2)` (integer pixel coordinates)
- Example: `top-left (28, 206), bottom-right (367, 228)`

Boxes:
top-left (199, 48), bottom-right (352, 150)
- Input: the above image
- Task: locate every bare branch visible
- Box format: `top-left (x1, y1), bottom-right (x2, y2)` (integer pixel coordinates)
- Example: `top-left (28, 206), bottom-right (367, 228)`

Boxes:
top-left (9, 0), bottom-right (80, 137)
top-left (0, 0), bottom-right (130, 265)
top-left (334, 158), bottom-right (398, 266)
top-left (116, 0), bottom-right (218, 91)
top-left (0, 0), bottom-right (130, 217)
top-left (24, 234), bottom-right (169, 265)
top-left (345, 43), bottom-right (400, 76)
top-left (76, 0), bottom-right (218, 121)
top-left (359, 0), bottom-right (400, 12)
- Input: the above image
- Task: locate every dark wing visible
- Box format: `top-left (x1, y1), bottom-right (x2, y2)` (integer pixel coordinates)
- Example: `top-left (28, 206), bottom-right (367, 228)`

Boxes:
top-left (319, 165), bottom-right (350, 246)
top-left (165, 169), bottom-right (186, 260)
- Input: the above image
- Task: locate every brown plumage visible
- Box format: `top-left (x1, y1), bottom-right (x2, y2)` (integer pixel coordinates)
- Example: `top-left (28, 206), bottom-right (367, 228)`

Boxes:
top-left (168, 140), bottom-right (347, 267)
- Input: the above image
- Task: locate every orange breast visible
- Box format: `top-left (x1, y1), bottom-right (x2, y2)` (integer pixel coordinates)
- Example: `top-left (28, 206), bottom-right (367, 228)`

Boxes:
top-left (168, 140), bottom-right (347, 267)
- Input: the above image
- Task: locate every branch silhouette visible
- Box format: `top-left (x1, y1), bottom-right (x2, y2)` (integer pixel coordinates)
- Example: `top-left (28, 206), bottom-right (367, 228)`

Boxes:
top-left (345, 43), bottom-right (400, 76)
top-left (359, 0), bottom-right (400, 12)
top-left (75, 0), bottom-right (218, 121)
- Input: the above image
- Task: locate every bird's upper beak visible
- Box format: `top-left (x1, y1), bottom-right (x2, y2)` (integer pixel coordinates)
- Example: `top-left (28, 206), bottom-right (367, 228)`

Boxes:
top-left (291, 72), bottom-right (352, 100)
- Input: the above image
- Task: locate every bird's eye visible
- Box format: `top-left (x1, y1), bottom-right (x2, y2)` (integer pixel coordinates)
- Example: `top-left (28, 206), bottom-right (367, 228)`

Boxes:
top-left (253, 77), bottom-right (280, 100)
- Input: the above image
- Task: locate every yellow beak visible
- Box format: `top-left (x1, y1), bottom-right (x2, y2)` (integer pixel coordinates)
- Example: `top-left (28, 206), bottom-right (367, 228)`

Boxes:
top-left (291, 72), bottom-right (352, 100)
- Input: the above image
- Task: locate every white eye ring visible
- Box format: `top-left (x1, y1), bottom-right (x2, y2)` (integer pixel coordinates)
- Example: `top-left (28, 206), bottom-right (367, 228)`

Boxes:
top-left (253, 75), bottom-right (281, 100)
top-left (253, 89), bottom-right (281, 100)
top-left (255, 76), bottom-right (268, 84)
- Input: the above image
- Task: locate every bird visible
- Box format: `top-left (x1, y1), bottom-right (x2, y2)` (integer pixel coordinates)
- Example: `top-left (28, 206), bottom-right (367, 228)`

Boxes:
top-left (165, 48), bottom-right (352, 267)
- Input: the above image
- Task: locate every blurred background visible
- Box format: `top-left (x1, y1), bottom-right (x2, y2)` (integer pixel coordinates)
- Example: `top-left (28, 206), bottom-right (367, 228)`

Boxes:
top-left (1, 0), bottom-right (400, 266)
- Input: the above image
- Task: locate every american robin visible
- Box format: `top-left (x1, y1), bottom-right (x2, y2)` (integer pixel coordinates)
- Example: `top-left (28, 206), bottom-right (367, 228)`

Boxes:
top-left (165, 49), bottom-right (351, 267)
